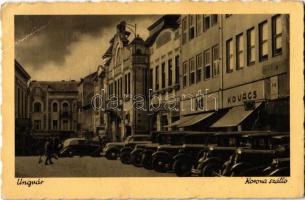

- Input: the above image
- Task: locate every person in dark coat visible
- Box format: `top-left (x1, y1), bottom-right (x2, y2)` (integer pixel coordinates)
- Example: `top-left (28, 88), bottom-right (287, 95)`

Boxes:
top-left (44, 138), bottom-right (54, 165)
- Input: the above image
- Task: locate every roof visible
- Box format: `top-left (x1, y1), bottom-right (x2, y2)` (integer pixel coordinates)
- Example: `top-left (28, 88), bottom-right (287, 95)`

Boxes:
top-left (30, 80), bottom-right (79, 92)
top-left (129, 36), bottom-right (145, 46)
top-left (15, 59), bottom-right (31, 80)
top-left (145, 15), bottom-right (180, 47)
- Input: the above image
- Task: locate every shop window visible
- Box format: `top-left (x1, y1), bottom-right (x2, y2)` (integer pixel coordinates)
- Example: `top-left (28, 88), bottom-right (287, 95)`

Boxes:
top-left (161, 62), bottom-right (166, 88)
top-left (226, 38), bottom-right (234, 73)
top-left (63, 120), bottom-right (68, 130)
top-left (272, 14), bottom-right (282, 56)
top-left (259, 21), bottom-right (268, 61)
top-left (196, 53), bottom-right (202, 82)
top-left (236, 33), bottom-right (244, 70)
top-left (33, 102), bottom-right (42, 112)
top-left (189, 58), bottom-right (195, 85)
top-left (127, 73), bottom-right (131, 94)
top-left (212, 45), bottom-right (220, 77)
top-left (155, 66), bottom-right (159, 90)
top-left (182, 17), bottom-right (188, 45)
top-left (52, 102), bottom-right (58, 112)
top-left (175, 55), bottom-right (180, 85)
top-left (247, 27), bottom-right (256, 65)
top-left (124, 74), bottom-right (127, 94)
top-left (168, 59), bottom-right (173, 86)
top-left (189, 15), bottom-right (195, 40)
top-left (183, 62), bottom-right (188, 87)
top-left (204, 49), bottom-right (211, 79)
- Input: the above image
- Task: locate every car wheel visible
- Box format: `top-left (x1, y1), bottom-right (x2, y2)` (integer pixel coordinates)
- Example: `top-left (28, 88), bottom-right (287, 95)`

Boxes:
top-left (173, 158), bottom-right (193, 177)
top-left (201, 163), bottom-right (220, 177)
top-left (142, 152), bottom-right (153, 170)
top-left (120, 150), bottom-right (131, 164)
top-left (152, 155), bottom-right (171, 173)
top-left (131, 150), bottom-right (143, 167)
top-left (105, 149), bottom-right (119, 160)
top-left (68, 150), bottom-right (74, 157)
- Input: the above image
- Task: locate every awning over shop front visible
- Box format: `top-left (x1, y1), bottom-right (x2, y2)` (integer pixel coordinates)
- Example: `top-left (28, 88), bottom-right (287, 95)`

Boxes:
top-left (211, 102), bottom-right (262, 128)
top-left (164, 115), bottom-right (194, 128)
top-left (178, 112), bottom-right (214, 128)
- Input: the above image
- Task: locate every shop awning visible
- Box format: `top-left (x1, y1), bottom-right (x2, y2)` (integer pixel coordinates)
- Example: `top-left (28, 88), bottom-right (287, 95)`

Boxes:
top-left (164, 115), bottom-right (194, 128)
top-left (178, 112), bottom-right (214, 128)
top-left (211, 102), bottom-right (262, 128)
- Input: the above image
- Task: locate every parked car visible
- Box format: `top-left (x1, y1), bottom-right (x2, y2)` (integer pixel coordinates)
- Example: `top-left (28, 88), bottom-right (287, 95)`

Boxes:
top-left (226, 132), bottom-right (289, 176)
top-left (103, 134), bottom-right (151, 160)
top-left (262, 157), bottom-right (290, 176)
top-left (152, 132), bottom-right (215, 174)
top-left (140, 131), bottom-right (186, 170)
top-left (59, 137), bottom-right (101, 157)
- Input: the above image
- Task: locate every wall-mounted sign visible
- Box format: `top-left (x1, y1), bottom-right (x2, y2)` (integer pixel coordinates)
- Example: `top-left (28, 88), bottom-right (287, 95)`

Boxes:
top-left (223, 80), bottom-right (265, 108)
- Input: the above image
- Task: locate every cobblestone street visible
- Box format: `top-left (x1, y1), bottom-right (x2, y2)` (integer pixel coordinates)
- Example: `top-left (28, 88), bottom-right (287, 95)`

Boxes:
top-left (15, 156), bottom-right (175, 177)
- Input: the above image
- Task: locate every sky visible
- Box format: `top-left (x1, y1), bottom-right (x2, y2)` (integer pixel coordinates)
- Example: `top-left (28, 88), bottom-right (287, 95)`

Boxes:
top-left (15, 15), bottom-right (161, 81)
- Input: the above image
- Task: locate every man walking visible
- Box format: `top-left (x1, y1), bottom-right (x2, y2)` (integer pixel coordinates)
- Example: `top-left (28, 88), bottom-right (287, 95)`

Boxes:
top-left (44, 138), bottom-right (54, 165)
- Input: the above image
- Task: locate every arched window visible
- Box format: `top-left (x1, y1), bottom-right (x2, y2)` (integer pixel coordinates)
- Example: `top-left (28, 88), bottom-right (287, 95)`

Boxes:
top-left (33, 102), bottom-right (42, 112)
top-left (52, 102), bottom-right (58, 112)
top-left (62, 102), bottom-right (69, 112)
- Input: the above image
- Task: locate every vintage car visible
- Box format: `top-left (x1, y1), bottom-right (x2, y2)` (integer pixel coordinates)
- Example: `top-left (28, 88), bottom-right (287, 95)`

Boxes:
top-left (226, 132), bottom-right (289, 176)
top-left (59, 137), bottom-right (101, 157)
top-left (263, 157), bottom-right (290, 176)
top-left (103, 135), bottom-right (151, 160)
top-left (152, 132), bottom-right (215, 174)
top-left (140, 132), bottom-right (186, 170)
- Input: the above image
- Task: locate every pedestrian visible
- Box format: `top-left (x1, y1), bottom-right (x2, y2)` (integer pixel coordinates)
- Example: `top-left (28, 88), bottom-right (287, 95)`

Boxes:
top-left (44, 138), bottom-right (54, 165)
top-left (51, 138), bottom-right (60, 160)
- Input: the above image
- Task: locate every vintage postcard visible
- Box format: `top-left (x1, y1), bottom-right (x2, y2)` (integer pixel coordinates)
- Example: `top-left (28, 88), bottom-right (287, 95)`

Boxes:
top-left (1, 1), bottom-right (304, 199)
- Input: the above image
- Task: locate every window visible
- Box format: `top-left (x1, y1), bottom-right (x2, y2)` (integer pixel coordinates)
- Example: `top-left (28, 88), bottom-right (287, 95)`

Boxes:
top-left (63, 102), bottom-right (69, 112)
top-left (272, 15), bottom-right (282, 56)
top-left (196, 54), bottom-right (202, 82)
top-left (225, 14), bottom-right (232, 18)
top-left (189, 58), bottom-right (195, 85)
top-left (155, 66), bottom-right (159, 90)
top-left (203, 15), bottom-right (211, 31)
top-left (247, 27), bottom-right (256, 65)
top-left (182, 17), bottom-right (187, 44)
top-left (183, 62), bottom-right (188, 87)
top-left (53, 120), bottom-right (58, 130)
top-left (161, 62), bottom-right (166, 88)
top-left (259, 21), bottom-right (268, 61)
top-left (211, 14), bottom-right (218, 26)
top-left (127, 73), bottom-right (131, 94)
top-left (168, 59), bottom-right (173, 86)
top-left (63, 120), bottom-right (68, 130)
top-left (226, 39), bottom-right (234, 73)
top-left (120, 78), bottom-right (123, 98)
top-left (114, 81), bottom-right (117, 96)
top-left (124, 74), bottom-right (127, 94)
top-left (175, 55), bottom-right (180, 85)
top-left (212, 45), bottom-right (220, 77)
top-left (33, 102), bottom-right (42, 112)
top-left (204, 50), bottom-right (211, 79)
top-left (34, 120), bottom-right (41, 130)
top-left (189, 15), bottom-right (195, 40)
top-left (196, 15), bottom-right (202, 36)
top-left (236, 33), bottom-right (244, 69)
top-left (52, 102), bottom-right (58, 112)
top-left (149, 69), bottom-right (153, 90)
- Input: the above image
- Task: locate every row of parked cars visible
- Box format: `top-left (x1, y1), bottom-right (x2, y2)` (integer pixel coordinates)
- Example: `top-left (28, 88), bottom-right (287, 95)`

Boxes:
top-left (102, 131), bottom-right (290, 177)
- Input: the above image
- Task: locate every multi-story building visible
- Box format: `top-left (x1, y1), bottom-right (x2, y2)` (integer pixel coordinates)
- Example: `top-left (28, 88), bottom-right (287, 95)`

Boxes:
top-left (102, 21), bottom-right (149, 141)
top-left (29, 80), bottom-right (79, 139)
top-left (15, 60), bottom-right (31, 155)
top-left (173, 14), bottom-right (289, 132)
top-left (145, 15), bottom-right (181, 131)
top-left (77, 72), bottom-right (96, 137)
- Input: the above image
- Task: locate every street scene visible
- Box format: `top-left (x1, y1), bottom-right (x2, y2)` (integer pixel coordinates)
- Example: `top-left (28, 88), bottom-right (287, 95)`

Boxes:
top-left (15, 14), bottom-right (290, 177)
